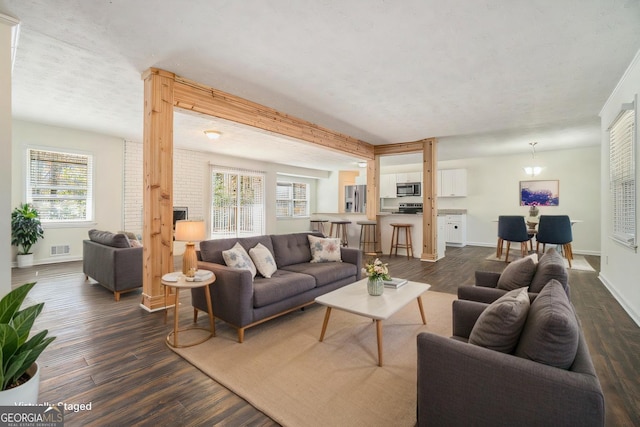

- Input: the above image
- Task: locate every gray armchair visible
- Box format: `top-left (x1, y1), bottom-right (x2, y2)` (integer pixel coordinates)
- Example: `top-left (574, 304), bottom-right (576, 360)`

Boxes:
top-left (416, 299), bottom-right (604, 426)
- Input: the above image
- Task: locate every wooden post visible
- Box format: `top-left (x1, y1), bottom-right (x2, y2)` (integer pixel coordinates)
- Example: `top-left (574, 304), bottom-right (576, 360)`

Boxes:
top-left (421, 138), bottom-right (438, 261)
top-left (141, 69), bottom-right (176, 311)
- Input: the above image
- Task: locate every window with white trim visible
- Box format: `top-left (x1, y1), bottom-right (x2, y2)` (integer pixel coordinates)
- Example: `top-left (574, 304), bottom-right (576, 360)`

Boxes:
top-left (27, 148), bottom-right (93, 222)
top-left (608, 101), bottom-right (637, 250)
top-left (276, 182), bottom-right (309, 217)
top-left (211, 166), bottom-right (265, 238)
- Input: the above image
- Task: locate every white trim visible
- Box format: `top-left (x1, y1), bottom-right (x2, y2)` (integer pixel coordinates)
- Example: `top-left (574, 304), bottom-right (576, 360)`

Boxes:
top-left (600, 48), bottom-right (640, 117)
top-left (599, 273), bottom-right (640, 327)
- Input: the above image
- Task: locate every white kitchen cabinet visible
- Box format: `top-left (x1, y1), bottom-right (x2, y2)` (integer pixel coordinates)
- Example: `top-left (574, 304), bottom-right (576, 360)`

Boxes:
top-left (380, 173), bottom-right (397, 198)
top-left (444, 214), bottom-right (466, 247)
top-left (396, 172), bottom-right (422, 183)
top-left (438, 169), bottom-right (467, 197)
top-left (437, 215), bottom-right (446, 260)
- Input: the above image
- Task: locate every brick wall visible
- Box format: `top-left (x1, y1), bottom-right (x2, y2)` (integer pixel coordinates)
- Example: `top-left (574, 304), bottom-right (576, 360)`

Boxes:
top-left (123, 141), bottom-right (207, 236)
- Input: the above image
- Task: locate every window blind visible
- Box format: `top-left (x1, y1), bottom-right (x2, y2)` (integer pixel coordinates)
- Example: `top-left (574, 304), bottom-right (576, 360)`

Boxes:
top-left (27, 148), bottom-right (93, 221)
top-left (608, 104), bottom-right (637, 249)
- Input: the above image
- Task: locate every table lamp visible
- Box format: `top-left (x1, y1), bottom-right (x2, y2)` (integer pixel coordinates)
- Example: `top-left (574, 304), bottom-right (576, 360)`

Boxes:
top-left (174, 220), bottom-right (205, 277)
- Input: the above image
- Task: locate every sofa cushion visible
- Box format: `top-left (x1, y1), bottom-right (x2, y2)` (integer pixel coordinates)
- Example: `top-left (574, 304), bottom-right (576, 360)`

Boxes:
top-left (281, 262), bottom-right (358, 287)
top-left (270, 233), bottom-right (317, 268)
top-left (249, 243), bottom-right (277, 278)
top-left (308, 235), bottom-right (342, 263)
top-left (497, 254), bottom-right (538, 291)
top-left (530, 248), bottom-right (569, 294)
top-left (222, 242), bottom-right (257, 278)
top-left (515, 279), bottom-right (579, 369)
top-left (252, 270), bottom-right (316, 308)
top-left (469, 287), bottom-right (530, 354)
top-left (199, 235), bottom-right (274, 264)
top-left (88, 229), bottom-right (131, 248)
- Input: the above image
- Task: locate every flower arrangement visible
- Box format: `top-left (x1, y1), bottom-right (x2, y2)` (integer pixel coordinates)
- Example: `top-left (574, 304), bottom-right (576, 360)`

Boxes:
top-left (362, 258), bottom-right (391, 281)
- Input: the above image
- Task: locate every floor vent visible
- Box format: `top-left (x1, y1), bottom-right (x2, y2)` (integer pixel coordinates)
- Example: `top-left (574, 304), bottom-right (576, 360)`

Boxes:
top-left (50, 245), bottom-right (70, 256)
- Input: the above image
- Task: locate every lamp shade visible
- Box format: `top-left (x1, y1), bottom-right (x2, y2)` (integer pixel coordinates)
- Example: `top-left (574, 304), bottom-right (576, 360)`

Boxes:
top-left (174, 220), bottom-right (205, 242)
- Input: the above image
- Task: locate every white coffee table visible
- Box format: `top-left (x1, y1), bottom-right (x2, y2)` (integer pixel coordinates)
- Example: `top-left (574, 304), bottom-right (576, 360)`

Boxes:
top-left (315, 278), bottom-right (431, 366)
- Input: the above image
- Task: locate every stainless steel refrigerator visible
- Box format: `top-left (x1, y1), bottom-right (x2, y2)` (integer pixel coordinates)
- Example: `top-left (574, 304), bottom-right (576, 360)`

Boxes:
top-left (344, 185), bottom-right (366, 213)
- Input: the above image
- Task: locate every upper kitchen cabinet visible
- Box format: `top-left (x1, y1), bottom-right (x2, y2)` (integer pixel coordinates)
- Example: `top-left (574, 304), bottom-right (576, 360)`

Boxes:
top-left (438, 169), bottom-right (467, 197)
top-left (380, 173), bottom-right (397, 198)
top-left (396, 172), bottom-right (422, 183)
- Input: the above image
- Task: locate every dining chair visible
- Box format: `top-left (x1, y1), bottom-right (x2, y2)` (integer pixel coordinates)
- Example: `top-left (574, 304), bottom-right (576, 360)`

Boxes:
top-left (536, 215), bottom-right (573, 267)
top-left (497, 216), bottom-right (533, 263)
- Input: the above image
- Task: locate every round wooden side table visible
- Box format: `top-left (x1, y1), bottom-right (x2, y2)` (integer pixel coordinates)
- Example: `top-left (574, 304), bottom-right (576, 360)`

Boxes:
top-left (162, 271), bottom-right (216, 348)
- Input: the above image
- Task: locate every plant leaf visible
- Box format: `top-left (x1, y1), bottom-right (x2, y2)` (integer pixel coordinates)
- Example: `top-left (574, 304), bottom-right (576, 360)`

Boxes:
top-left (12, 333), bottom-right (55, 384)
top-left (0, 282), bottom-right (36, 324)
top-left (11, 303), bottom-right (43, 345)
top-left (0, 324), bottom-right (19, 372)
top-left (3, 350), bottom-right (30, 390)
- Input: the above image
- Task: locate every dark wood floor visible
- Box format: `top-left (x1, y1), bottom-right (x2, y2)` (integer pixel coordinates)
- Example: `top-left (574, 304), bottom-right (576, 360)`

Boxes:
top-left (12, 246), bottom-right (640, 426)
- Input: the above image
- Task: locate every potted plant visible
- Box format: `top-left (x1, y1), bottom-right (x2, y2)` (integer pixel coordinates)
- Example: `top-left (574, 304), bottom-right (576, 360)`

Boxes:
top-left (0, 282), bottom-right (55, 405)
top-left (11, 203), bottom-right (44, 268)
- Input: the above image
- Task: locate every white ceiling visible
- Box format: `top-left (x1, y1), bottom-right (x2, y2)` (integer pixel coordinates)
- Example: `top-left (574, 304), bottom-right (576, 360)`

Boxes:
top-left (2, 0), bottom-right (639, 171)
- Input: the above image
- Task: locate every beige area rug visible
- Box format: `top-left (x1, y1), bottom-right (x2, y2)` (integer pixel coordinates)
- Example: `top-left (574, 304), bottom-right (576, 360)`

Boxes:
top-left (170, 291), bottom-right (456, 427)
top-left (485, 250), bottom-right (595, 272)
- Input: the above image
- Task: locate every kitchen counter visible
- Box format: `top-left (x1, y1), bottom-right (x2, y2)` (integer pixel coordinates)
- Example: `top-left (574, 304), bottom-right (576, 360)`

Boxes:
top-left (438, 209), bottom-right (467, 215)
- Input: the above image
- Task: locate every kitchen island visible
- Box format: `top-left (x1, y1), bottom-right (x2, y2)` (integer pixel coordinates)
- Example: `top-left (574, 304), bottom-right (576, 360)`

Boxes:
top-left (311, 212), bottom-right (446, 261)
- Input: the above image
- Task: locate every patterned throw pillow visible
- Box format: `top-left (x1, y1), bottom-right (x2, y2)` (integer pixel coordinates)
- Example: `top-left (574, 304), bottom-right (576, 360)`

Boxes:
top-left (249, 243), bottom-right (277, 278)
top-left (222, 242), bottom-right (257, 278)
top-left (307, 235), bottom-right (342, 263)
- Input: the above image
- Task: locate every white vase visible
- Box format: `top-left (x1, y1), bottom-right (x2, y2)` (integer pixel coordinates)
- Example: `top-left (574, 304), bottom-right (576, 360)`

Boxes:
top-left (16, 253), bottom-right (34, 269)
top-left (0, 363), bottom-right (40, 405)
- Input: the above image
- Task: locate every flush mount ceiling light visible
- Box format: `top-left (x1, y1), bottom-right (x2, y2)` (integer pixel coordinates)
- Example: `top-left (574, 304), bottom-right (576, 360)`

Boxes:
top-left (204, 130), bottom-right (222, 140)
top-left (358, 161), bottom-right (367, 168)
top-left (524, 142), bottom-right (543, 177)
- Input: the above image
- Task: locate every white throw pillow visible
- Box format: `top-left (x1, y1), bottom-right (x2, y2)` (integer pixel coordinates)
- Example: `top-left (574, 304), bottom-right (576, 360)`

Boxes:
top-left (308, 235), bottom-right (342, 263)
top-left (249, 243), bottom-right (277, 278)
top-left (222, 242), bottom-right (257, 278)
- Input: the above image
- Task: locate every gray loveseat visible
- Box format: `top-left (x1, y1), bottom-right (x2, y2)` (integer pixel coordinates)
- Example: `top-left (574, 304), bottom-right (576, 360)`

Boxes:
top-left (191, 232), bottom-right (362, 342)
top-left (457, 248), bottom-right (569, 304)
top-left (417, 282), bottom-right (604, 426)
top-left (83, 229), bottom-right (143, 301)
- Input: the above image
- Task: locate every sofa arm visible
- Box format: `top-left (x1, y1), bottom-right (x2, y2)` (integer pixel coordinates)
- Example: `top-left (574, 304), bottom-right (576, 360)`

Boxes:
top-left (340, 247), bottom-right (363, 279)
top-left (417, 332), bottom-right (604, 427)
top-left (457, 285), bottom-right (508, 304)
top-left (192, 261), bottom-right (255, 327)
top-left (475, 270), bottom-right (501, 287)
top-left (452, 299), bottom-right (487, 338)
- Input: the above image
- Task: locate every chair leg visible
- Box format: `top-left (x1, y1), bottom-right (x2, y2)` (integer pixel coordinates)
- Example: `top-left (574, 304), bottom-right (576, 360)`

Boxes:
top-left (521, 242), bottom-right (528, 258)
top-left (564, 243), bottom-right (573, 267)
top-left (505, 241), bottom-right (511, 263)
top-left (496, 238), bottom-right (503, 258)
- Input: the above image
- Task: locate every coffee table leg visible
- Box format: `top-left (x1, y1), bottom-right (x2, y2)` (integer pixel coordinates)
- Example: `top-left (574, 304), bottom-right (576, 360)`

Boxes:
top-left (319, 307), bottom-right (332, 341)
top-left (376, 319), bottom-right (383, 367)
top-left (417, 296), bottom-right (427, 325)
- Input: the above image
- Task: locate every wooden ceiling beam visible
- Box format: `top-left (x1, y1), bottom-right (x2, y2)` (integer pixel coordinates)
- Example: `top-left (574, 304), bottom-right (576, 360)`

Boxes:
top-left (169, 70), bottom-right (375, 160)
top-left (374, 138), bottom-right (436, 156)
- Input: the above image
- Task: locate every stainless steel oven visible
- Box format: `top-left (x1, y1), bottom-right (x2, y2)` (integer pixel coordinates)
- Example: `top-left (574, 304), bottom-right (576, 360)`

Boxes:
top-left (396, 182), bottom-right (421, 197)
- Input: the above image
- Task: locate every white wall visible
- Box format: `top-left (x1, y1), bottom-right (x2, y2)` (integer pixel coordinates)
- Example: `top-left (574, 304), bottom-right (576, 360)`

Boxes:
top-left (437, 146), bottom-right (601, 254)
top-left (11, 120), bottom-right (125, 265)
top-left (316, 171), bottom-right (340, 213)
top-left (0, 14), bottom-right (18, 296)
top-left (599, 49), bottom-right (640, 326)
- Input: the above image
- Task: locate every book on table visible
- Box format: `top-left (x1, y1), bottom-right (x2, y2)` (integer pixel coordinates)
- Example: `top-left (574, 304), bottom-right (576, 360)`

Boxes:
top-left (383, 278), bottom-right (408, 288)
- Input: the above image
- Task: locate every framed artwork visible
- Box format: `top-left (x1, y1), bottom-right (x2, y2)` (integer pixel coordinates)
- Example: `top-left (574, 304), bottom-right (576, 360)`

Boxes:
top-left (519, 180), bottom-right (559, 206)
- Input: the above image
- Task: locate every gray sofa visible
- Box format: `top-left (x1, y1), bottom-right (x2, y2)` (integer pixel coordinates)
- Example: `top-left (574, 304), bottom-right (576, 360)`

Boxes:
top-left (191, 232), bottom-right (362, 342)
top-left (82, 229), bottom-right (143, 301)
top-left (457, 248), bottom-right (569, 304)
top-left (417, 283), bottom-right (605, 426)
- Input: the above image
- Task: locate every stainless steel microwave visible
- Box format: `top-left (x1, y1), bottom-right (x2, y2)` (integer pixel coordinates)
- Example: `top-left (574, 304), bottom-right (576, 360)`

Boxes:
top-left (396, 182), bottom-right (421, 197)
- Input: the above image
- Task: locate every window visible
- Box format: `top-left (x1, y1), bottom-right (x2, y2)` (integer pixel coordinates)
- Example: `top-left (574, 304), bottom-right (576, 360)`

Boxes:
top-left (211, 166), bottom-right (265, 238)
top-left (27, 148), bottom-right (93, 222)
top-left (608, 102), bottom-right (637, 250)
top-left (276, 182), bottom-right (309, 217)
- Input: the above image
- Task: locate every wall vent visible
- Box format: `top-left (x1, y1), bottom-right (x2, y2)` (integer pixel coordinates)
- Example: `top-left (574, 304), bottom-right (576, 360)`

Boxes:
top-left (50, 245), bottom-right (70, 256)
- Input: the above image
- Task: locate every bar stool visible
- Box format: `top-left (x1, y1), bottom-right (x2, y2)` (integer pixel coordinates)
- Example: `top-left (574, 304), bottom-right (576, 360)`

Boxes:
top-left (310, 219), bottom-right (328, 236)
top-left (357, 220), bottom-right (379, 255)
top-left (389, 223), bottom-right (414, 259)
top-left (329, 220), bottom-right (351, 247)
